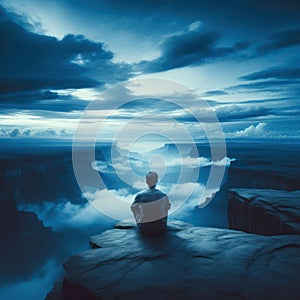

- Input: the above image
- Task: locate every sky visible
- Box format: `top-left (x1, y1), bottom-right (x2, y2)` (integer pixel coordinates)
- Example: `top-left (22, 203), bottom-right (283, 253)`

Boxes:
top-left (0, 0), bottom-right (299, 141)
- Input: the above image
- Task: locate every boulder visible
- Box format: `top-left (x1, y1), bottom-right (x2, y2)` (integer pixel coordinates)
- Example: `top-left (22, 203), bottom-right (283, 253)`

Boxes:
top-left (48, 221), bottom-right (300, 300)
top-left (229, 189), bottom-right (300, 235)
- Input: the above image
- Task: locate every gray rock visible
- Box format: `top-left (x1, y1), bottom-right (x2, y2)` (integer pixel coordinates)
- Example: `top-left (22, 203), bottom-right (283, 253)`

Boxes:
top-left (90, 220), bottom-right (193, 248)
top-left (229, 189), bottom-right (300, 235)
top-left (113, 219), bottom-right (192, 231)
top-left (56, 223), bottom-right (300, 300)
top-left (166, 220), bottom-right (193, 231)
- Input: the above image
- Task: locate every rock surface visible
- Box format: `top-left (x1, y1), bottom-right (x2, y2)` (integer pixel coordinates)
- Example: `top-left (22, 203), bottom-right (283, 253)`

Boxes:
top-left (113, 219), bottom-right (192, 231)
top-left (229, 188), bottom-right (300, 235)
top-left (48, 220), bottom-right (300, 300)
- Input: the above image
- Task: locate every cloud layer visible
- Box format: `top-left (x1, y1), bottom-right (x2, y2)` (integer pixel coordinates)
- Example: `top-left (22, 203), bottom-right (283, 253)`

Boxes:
top-left (0, 6), bottom-right (131, 105)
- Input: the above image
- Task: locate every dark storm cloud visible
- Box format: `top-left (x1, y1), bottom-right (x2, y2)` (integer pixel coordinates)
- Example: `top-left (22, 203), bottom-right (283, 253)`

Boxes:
top-left (51, 0), bottom-right (300, 57)
top-left (255, 29), bottom-right (300, 55)
top-left (0, 6), bottom-right (99, 92)
top-left (239, 66), bottom-right (300, 81)
top-left (27, 98), bottom-right (88, 112)
top-left (0, 92), bottom-right (88, 112)
top-left (0, 5), bottom-right (132, 104)
top-left (0, 90), bottom-right (59, 104)
top-left (63, 0), bottom-right (300, 29)
top-left (138, 28), bottom-right (248, 72)
top-left (137, 25), bottom-right (300, 73)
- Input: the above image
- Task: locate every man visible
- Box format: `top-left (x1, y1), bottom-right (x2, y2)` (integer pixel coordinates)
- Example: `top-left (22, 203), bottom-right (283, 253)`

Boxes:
top-left (131, 171), bottom-right (171, 235)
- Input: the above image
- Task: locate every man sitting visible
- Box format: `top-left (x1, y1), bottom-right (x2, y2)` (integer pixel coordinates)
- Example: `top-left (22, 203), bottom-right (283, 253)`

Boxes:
top-left (131, 171), bottom-right (171, 235)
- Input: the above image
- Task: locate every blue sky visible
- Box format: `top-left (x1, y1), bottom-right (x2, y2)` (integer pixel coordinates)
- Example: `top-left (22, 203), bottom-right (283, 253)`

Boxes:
top-left (0, 0), bottom-right (299, 140)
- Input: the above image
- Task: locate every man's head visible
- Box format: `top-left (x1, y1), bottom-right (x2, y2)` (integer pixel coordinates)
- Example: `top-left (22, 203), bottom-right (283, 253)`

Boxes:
top-left (146, 171), bottom-right (158, 188)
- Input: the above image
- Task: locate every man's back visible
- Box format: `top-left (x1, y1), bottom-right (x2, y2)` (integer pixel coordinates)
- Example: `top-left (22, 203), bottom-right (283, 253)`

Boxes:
top-left (131, 187), bottom-right (171, 235)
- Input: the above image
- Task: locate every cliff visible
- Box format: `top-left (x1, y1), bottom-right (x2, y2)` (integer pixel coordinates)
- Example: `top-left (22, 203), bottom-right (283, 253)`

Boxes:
top-left (228, 188), bottom-right (300, 235)
top-left (47, 218), bottom-right (300, 300)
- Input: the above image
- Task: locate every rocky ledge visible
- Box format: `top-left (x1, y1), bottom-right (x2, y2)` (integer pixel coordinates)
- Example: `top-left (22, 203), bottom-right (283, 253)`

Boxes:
top-left (229, 189), bottom-right (300, 235)
top-left (47, 219), bottom-right (300, 300)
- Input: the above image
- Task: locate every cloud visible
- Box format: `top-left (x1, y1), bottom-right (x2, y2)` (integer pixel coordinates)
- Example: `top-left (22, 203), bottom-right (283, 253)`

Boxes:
top-left (188, 20), bottom-right (202, 31)
top-left (162, 181), bottom-right (226, 218)
top-left (92, 160), bottom-right (113, 173)
top-left (0, 127), bottom-right (73, 138)
top-left (85, 182), bottom-right (214, 221)
top-left (18, 198), bottom-right (102, 231)
top-left (228, 65), bottom-right (300, 98)
top-left (0, 5), bottom-right (132, 104)
top-left (0, 128), bottom-right (25, 138)
top-left (0, 98), bottom-right (89, 113)
top-left (226, 122), bottom-right (268, 138)
top-left (166, 156), bottom-right (234, 168)
top-left (239, 66), bottom-right (300, 81)
top-left (165, 182), bottom-right (205, 217)
top-left (92, 156), bottom-right (145, 175)
top-left (215, 104), bottom-right (271, 121)
top-left (92, 155), bottom-right (232, 176)
top-left (227, 79), bottom-right (300, 92)
top-left (202, 66), bottom-right (300, 100)
top-left (92, 151), bottom-right (234, 192)
top-left (0, 90), bottom-right (60, 105)
top-left (255, 28), bottom-right (300, 55)
top-left (22, 181), bottom-right (223, 228)
top-left (219, 65), bottom-right (300, 99)
top-left (137, 24), bottom-right (248, 72)
top-left (8, 128), bottom-right (20, 137)
top-left (202, 90), bottom-right (229, 97)
top-left (224, 122), bottom-right (298, 139)
top-left (0, 260), bottom-right (61, 300)
top-left (18, 188), bottom-right (134, 230)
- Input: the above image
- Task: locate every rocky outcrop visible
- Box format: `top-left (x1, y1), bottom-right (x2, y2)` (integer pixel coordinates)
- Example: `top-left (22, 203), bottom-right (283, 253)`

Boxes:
top-left (47, 220), bottom-right (300, 300)
top-left (229, 189), bottom-right (300, 235)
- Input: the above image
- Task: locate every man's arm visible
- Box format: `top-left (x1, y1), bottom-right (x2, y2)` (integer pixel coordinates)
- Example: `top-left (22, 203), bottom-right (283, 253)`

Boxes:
top-left (163, 195), bottom-right (171, 216)
top-left (166, 195), bottom-right (171, 210)
top-left (131, 194), bottom-right (141, 223)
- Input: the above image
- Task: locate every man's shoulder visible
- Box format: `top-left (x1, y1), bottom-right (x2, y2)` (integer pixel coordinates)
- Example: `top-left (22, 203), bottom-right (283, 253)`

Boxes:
top-left (136, 189), bottom-right (147, 196)
top-left (139, 188), bottom-right (166, 195)
top-left (155, 189), bottom-right (167, 197)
